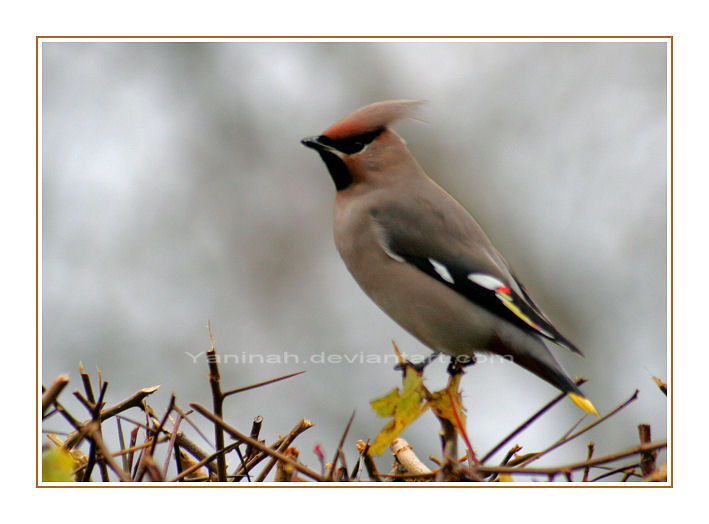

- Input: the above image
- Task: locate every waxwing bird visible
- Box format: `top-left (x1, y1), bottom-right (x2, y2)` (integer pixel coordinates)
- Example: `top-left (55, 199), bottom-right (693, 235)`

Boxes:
top-left (301, 100), bottom-right (597, 416)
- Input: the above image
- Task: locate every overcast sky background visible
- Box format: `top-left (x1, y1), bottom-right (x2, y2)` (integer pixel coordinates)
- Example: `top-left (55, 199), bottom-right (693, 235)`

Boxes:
top-left (41, 41), bottom-right (668, 480)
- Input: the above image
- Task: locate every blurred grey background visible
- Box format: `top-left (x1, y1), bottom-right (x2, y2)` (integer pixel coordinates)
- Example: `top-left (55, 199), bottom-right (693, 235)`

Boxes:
top-left (42, 41), bottom-right (667, 480)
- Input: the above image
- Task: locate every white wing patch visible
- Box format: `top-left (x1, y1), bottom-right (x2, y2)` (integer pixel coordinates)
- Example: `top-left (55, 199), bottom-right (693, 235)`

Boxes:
top-left (468, 273), bottom-right (505, 290)
top-left (372, 219), bottom-right (405, 263)
top-left (429, 258), bottom-right (455, 284)
top-left (381, 242), bottom-right (405, 263)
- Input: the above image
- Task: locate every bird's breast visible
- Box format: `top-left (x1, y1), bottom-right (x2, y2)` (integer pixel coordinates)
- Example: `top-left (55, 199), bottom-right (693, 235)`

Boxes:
top-left (333, 204), bottom-right (497, 355)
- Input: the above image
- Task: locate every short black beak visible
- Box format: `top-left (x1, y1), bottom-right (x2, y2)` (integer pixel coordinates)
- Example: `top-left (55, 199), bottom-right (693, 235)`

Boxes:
top-left (301, 136), bottom-right (326, 151)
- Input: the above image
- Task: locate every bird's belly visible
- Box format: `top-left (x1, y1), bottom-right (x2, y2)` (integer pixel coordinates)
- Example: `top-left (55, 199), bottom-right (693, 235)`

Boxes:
top-left (350, 255), bottom-right (497, 357)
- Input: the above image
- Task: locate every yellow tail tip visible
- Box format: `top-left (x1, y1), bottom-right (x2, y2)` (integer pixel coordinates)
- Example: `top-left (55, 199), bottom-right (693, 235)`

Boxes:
top-left (568, 392), bottom-right (599, 416)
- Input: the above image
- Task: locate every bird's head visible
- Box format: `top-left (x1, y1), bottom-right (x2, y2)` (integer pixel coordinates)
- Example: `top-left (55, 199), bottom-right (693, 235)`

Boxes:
top-left (302, 99), bottom-right (424, 191)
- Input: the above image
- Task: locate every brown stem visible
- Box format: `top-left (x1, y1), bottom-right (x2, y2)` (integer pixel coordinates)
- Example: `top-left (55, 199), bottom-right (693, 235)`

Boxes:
top-left (582, 442), bottom-right (594, 482)
top-left (254, 437), bottom-right (290, 482)
top-left (162, 410), bottom-right (184, 478)
top-left (189, 403), bottom-right (325, 482)
top-left (148, 393), bottom-right (175, 459)
top-left (172, 442), bottom-right (241, 482)
top-left (85, 422), bottom-right (132, 482)
top-left (520, 389), bottom-right (639, 467)
top-left (233, 418), bottom-right (313, 481)
top-left (206, 322), bottom-right (227, 481)
top-left (42, 375), bottom-right (70, 416)
top-left (244, 415), bottom-right (263, 461)
top-left (481, 378), bottom-right (587, 464)
top-left (591, 463), bottom-right (640, 482)
top-left (385, 440), bottom-right (666, 480)
top-left (78, 362), bottom-right (95, 405)
top-left (327, 411), bottom-right (355, 481)
top-left (222, 371), bottom-right (306, 398)
top-left (63, 385), bottom-right (160, 449)
top-left (638, 424), bottom-right (657, 476)
top-left (474, 440), bottom-right (667, 476)
top-left (360, 442), bottom-right (381, 482)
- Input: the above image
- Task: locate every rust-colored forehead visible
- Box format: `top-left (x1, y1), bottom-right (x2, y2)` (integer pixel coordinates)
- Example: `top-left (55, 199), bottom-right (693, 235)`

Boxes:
top-left (322, 99), bottom-right (423, 140)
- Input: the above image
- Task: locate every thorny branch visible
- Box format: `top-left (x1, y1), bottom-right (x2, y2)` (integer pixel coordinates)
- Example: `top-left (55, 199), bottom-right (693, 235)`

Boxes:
top-left (41, 341), bottom-right (668, 483)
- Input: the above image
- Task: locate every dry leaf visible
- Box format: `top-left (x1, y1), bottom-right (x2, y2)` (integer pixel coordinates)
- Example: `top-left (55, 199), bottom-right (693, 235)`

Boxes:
top-left (369, 367), bottom-right (429, 455)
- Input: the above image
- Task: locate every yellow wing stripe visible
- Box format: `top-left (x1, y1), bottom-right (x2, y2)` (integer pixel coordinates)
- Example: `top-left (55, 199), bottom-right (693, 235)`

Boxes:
top-left (496, 291), bottom-right (553, 337)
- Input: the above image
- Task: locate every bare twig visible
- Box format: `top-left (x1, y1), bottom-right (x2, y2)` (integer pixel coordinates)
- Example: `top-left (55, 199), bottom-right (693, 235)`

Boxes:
top-left (83, 422), bottom-right (132, 482)
top-left (481, 378), bottom-right (587, 464)
top-left (79, 381), bottom-right (109, 482)
top-left (638, 424), bottom-right (657, 476)
top-left (519, 389), bottom-right (639, 467)
top-left (141, 454), bottom-right (164, 482)
top-left (173, 432), bottom-right (219, 476)
top-left (435, 416), bottom-right (457, 481)
top-left (472, 440), bottom-right (667, 477)
top-left (173, 404), bottom-right (213, 448)
top-left (148, 393), bottom-right (175, 459)
top-left (63, 385), bottom-right (160, 449)
top-left (116, 418), bottom-right (128, 472)
top-left (100, 386), bottom-right (160, 421)
top-left (110, 436), bottom-right (170, 457)
top-left (162, 410), bottom-right (184, 478)
top-left (254, 436), bottom-right (291, 482)
top-left (591, 463), bottom-right (639, 482)
top-left (356, 440), bottom-right (381, 482)
top-left (190, 403), bottom-right (325, 482)
top-left (222, 371), bottom-right (306, 398)
top-left (652, 376), bottom-right (667, 396)
top-left (171, 442), bottom-right (241, 482)
top-left (257, 417), bottom-right (320, 482)
top-left (446, 387), bottom-right (478, 465)
top-left (233, 418), bottom-right (313, 481)
top-left (327, 411), bottom-right (355, 481)
top-left (78, 362), bottom-right (95, 405)
top-left (93, 381), bottom-right (110, 482)
top-left (126, 426), bottom-right (139, 474)
top-left (42, 375), bottom-right (70, 416)
top-left (485, 444), bottom-right (522, 481)
top-left (621, 468), bottom-right (638, 482)
top-left (206, 322), bottom-right (227, 481)
top-left (244, 415), bottom-right (263, 461)
top-left (557, 415), bottom-right (588, 442)
top-left (582, 442), bottom-right (594, 482)
top-left (385, 440), bottom-right (666, 481)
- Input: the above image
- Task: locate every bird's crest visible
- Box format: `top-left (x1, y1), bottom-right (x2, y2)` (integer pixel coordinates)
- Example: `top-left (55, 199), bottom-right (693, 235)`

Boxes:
top-left (323, 99), bottom-right (425, 140)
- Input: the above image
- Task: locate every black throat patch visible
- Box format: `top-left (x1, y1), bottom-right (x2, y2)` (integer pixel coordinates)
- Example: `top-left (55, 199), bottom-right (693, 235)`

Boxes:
top-left (317, 150), bottom-right (353, 191)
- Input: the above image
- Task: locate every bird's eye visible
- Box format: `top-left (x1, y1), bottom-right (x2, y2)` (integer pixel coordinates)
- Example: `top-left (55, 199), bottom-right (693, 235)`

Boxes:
top-left (320, 128), bottom-right (383, 155)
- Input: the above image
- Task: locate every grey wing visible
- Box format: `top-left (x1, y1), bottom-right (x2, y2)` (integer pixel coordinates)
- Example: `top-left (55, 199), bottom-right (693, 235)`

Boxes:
top-left (370, 193), bottom-right (582, 355)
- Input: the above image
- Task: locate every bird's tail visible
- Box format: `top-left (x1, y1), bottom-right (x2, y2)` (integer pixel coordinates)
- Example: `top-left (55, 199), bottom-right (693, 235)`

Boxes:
top-left (496, 329), bottom-right (599, 416)
top-left (568, 392), bottom-right (599, 416)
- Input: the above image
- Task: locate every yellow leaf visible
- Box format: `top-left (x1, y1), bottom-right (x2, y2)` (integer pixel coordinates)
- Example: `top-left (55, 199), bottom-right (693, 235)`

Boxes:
top-left (428, 373), bottom-right (466, 433)
top-left (370, 388), bottom-right (401, 417)
top-left (369, 367), bottom-right (428, 455)
top-left (42, 447), bottom-right (77, 482)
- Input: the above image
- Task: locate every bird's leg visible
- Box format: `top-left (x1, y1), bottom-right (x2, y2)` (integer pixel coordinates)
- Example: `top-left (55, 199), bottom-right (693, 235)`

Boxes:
top-left (447, 354), bottom-right (477, 375)
top-left (394, 350), bottom-right (442, 374)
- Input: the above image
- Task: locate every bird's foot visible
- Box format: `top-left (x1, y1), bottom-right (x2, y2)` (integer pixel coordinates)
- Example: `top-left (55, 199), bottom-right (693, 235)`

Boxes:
top-left (394, 350), bottom-right (442, 374)
top-left (447, 354), bottom-right (476, 375)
